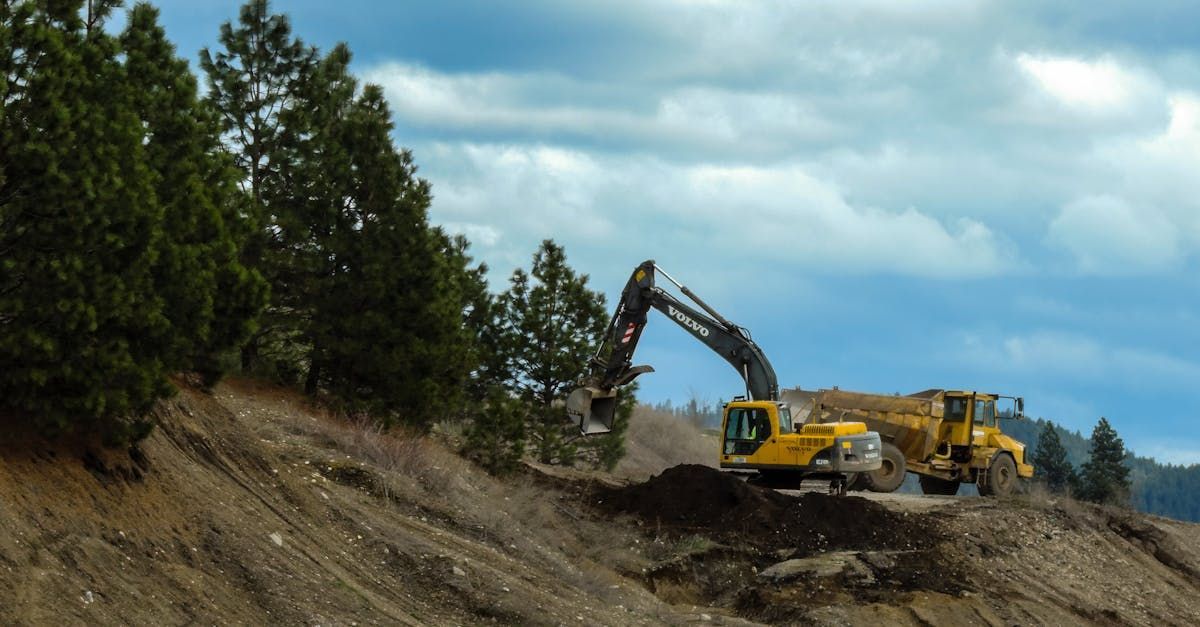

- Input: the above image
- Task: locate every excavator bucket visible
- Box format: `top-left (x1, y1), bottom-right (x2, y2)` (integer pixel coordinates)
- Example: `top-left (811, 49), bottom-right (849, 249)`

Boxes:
top-left (567, 386), bottom-right (619, 435)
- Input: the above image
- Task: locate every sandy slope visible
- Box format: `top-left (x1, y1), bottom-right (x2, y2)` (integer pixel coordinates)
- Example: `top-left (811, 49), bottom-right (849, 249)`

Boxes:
top-left (1, 381), bottom-right (1198, 625)
top-left (0, 382), bottom-right (700, 625)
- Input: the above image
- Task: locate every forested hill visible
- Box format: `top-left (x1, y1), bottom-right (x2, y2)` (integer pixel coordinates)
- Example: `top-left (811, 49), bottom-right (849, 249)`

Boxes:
top-left (1004, 417), bottom-right (1200, 523)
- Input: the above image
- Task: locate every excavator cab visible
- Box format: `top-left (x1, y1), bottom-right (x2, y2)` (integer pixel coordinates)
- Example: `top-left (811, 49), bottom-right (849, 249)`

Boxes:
top-left (720, 401), bottom-right (881, 481)
top-left (722, 404), bottom-right (773, 455)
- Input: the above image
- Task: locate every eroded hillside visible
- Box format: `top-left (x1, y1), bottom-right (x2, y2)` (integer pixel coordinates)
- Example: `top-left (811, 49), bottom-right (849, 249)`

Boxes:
top-left (1, 381), bottom-right (1198, 626)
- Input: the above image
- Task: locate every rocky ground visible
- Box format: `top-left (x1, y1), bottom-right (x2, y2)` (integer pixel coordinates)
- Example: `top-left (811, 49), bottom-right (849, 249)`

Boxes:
top-left (1, 380), bottom-right (1198, 625)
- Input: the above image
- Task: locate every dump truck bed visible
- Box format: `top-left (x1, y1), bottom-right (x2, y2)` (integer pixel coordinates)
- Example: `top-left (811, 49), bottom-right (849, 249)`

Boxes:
top-left (783, 387), bottom-right (948, 465)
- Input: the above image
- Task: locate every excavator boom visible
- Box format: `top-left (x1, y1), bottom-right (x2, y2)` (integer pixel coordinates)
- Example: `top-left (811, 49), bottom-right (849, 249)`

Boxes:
top-left (568, 260), bottom-right (778, 434)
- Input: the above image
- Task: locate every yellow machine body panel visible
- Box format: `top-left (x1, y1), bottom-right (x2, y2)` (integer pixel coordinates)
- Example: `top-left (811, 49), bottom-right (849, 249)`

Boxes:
top-left (791, 387), bottom-right (1035, 487)
top-left (974, 431), bottom-right (1035, 478)
top-left (719, 401), bottom-right (880, 474)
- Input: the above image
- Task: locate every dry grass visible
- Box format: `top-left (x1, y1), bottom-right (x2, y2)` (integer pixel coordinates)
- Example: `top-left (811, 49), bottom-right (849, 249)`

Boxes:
top-left (643, 533), bottom-right (719, 562)
top-left (204, 380), bottom-right (732, 622)
top-left (615, 404), bottom-right (718, 480)
top-left (224, 382), bottom-right (683, 615)
top-left (301, 410), bottom-right (476, 498)
top-left (300, 406), bottom-right (649, 581)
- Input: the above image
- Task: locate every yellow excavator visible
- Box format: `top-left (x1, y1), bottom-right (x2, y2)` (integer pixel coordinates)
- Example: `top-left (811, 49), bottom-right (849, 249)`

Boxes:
top-left (567, 260), bottom-right (882, 494)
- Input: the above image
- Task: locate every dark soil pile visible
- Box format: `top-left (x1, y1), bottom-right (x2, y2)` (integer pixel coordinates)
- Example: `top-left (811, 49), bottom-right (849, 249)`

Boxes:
top-left (597, 464), bottom-right (932, 552)
top-left (600, 464), bottom-right (792, 528)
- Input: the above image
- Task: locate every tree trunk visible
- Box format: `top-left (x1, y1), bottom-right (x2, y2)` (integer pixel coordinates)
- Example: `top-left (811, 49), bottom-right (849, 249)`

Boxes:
top-left (240, 341), bottom-right (258, 372)
top-left (304, 353), bottom-right (322, 396)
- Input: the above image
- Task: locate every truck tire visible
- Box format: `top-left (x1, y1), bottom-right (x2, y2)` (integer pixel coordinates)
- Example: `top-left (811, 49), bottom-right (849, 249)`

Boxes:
top-left (977, 453), bottom-right (1017, 497)
top-left (845, 472), bottom-right (868, 492)
top-left (863, 443), bottom-right (906, 493)
top-left (918, 475), bottom-right (961, 496)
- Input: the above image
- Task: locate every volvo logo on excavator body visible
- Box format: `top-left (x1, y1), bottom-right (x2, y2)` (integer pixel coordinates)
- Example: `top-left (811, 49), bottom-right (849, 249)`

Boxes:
top-left (667, 305), bottom-right (710, 337)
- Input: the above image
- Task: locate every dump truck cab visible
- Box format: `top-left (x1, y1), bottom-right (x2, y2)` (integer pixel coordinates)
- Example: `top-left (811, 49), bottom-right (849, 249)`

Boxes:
top-left (956, 392), bottom-right (1034, 481)
top-left (719, 399), bottom-right (881, 477)
top-left (935, 391), bottom-right (1032, 470)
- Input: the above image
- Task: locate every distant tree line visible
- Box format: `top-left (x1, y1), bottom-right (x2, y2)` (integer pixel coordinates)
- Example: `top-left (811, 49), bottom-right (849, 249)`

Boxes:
top-left (1017, 416), bottom-right (1200, 522)
top-left (650, 395), bottom-right (723, 431)
top-left (1029, 417), bottom-right (1131, 505)
top-left (0, 1), bottom-right (623, 470)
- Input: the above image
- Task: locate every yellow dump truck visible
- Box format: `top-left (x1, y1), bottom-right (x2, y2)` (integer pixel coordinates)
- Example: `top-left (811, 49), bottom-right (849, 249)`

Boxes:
top-left (783, 387), bottom-right (1034, 496)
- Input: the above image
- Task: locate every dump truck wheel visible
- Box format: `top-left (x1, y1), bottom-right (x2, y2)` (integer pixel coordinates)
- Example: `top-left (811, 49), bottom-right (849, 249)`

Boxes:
top-left (864, 443), bottom-right (906, 493)
top-left (979, 453), bottom-right (1017, 497)
top-left (845, 473), bottom-right (868, 492)
top-left (918, 475), bottom-right (960, 496)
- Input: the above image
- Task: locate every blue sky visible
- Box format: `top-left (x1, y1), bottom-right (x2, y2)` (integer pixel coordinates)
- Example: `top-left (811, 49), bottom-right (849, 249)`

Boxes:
top-left (152, 1), bottom-right (1200, 464)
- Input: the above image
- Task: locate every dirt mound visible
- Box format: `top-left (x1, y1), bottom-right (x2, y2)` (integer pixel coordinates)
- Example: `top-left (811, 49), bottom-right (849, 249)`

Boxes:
top-left (598, 464), bottom-right (931, 553)
top-left (600, 464), bottom-right (791, 527)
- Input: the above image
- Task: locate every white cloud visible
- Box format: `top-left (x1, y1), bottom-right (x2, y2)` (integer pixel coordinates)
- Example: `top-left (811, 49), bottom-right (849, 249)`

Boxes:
top-left (671, 164), bottom-right (1012, 277)
top-left (361, 15), bottom-right (1200, 282)
top-left (422, 143), bottom-right (1016, 283)
top-left (1047, 92), bottom-right (1200, 274)
top-left (1016, 53), bottom-right (1139, 110)
top-left (1138, 443), bottom-right (1200, 466)
top-left (999, 52), bottom-right (1168, 133)
top-left (964, 330), bottom-right (1200, 386)
top-left (364, 62), bottom-right (636, 134)
top-left (364, 62), bottom-right (844, 157)
top-left (424, 143), bottom-right (616, 277)
top-left (441, 222), bottom-right (500, 247)
top-left (1129, 93), bottom-right (1200, 218)
top-left (1157, 93), bottom-right (1200, 145)
top-left (1046, 195), bottom-right (1182, 274)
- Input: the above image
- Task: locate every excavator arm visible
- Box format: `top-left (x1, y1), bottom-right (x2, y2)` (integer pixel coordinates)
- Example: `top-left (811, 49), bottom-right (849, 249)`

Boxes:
top-left (568, 260), bottom-right (779, 434)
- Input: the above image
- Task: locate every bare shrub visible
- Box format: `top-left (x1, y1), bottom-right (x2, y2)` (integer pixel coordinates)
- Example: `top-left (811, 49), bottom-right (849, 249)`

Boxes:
top-left (471, 483), bottom-right (647, 593)
top-left (642, 533), bottom-right (718, 562)
top-left (310, 414), bottom-right (469, 495)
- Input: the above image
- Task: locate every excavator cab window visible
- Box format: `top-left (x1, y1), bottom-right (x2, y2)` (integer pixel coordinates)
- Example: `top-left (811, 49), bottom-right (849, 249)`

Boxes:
top-left (725, 408), bottom-right (771, 442)
top-left (777, 405), bottom-right (794, 434)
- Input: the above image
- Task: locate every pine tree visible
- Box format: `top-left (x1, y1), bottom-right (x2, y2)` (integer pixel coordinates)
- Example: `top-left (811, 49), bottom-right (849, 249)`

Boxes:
top-left (1029, 420), bottom-right (1077, 493)
top-left (119, 2), bottom-right (266, 387)
top-left (269, 41), bottom-right (359, 396)
top-left (0, 0), bottom-right (167, 440)
top-left (463, 387), bottom-right (527, 475)
top-left (500, 240), bottom-right (609, 464)
top-left (1078, 417), bottom-right (1132, 505)
top-left (200, 0), bottom-right (316, 373)
top-left (288, 54), bottom-right (471, 426)
top-left (203, 2), bottom-right (476, 425)
top-left (440, 230), bottom-right (500, 408)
